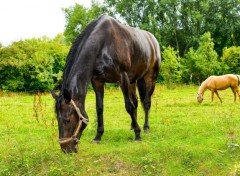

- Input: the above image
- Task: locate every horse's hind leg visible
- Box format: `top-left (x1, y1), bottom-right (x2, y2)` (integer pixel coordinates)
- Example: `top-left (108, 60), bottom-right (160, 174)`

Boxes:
top-left (237, 89), bottom-right (240, 100)
top-left (92, 79), bottom-right (105, 143)
top-left (214, 90), bottom-right (222, 103)
top-left (137, 76), bottom-right (156, 133)
top-left (231, 87), bottom-right (237, 102)
top-left (120, 72), bottom-right (141, 141)
top-left (129, 83), bottom-right (138, 130)
top-left (237, 89), bottom-right (240, 101)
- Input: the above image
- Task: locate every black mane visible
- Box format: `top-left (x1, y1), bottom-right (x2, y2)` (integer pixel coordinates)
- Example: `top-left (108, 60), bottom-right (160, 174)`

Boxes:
top-left (62, 15), bottom-right (105, 89)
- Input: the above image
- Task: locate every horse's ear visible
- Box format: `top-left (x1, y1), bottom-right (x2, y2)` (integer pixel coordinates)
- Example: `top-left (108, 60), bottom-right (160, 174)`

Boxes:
top-left (51, 91), bottom-right (58, 100)
top-left (63, 89), bottom-right (71, 103)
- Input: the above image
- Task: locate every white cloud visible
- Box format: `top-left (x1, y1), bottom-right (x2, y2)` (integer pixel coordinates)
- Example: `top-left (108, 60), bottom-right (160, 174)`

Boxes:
top-left (0, 0), bottom-right (93, 46)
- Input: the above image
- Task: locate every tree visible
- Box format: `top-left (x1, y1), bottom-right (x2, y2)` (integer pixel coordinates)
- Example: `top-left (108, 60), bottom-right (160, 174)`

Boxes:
top-left (104, 0), bottom-right (240, 56)
top-left (221, 46), bottom-right (240, 74)
top-left (63, 1), bottom-right (106, 44)
top-left (160, 46), bottom-right (182, 88)
top-left (0, 36), bottom-right (69, 92)
top-left (0, 40), bottom-right (35, 91)
top-left (183, 32), bottom-right (219, 84)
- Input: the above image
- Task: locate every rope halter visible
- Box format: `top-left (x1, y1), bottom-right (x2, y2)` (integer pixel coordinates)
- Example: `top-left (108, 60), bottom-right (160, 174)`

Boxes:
top-left (58, 99), bottom-right (89, 145)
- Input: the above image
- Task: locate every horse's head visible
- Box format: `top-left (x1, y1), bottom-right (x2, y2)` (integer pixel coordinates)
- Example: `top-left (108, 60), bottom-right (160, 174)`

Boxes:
top-left (51, 89), bottom-right (87, 153)
top-left (197, 93), bottom-right (203, 103)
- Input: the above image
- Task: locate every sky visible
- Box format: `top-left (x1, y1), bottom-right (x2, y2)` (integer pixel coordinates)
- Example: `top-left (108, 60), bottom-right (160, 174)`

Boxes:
top-left (0, 0), bottom-right (97, 46)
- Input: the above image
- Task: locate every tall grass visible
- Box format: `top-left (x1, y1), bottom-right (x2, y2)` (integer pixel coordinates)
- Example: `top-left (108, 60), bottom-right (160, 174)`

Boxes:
top-left (0, 85), bottom-right (239, 175)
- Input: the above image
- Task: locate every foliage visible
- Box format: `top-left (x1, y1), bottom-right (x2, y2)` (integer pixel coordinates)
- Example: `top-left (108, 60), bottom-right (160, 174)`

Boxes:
top-left (1, 1), bottom-right (240, 91)
top-left (182, 32), bottom-right (220, 84)
top-left (221, 46), bottom-right (240, 74)
top-left (105, 0), bottom-right (240, 57)
top-left (63, 1), bottom-right (107, 44)
top-left (0, 35), bottom-right (69, 92)
top-left (0, 85), bottom-right (240, 175)
top-left (160, 46), bottom-right (182, 88)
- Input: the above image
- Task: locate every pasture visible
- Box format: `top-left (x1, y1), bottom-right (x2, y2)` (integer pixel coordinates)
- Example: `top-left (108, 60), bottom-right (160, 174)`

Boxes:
top-left (0, 85), bottom-right (240, 175)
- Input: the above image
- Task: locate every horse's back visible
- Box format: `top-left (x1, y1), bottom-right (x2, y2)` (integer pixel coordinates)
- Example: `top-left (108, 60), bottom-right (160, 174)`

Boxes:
top-left (206, 74), bottom-right (238, 89)
top-left (92, 15), bottom-right (161, 83)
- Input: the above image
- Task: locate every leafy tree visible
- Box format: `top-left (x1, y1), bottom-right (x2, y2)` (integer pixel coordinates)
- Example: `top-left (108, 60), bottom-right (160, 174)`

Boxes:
top-left (0, 40), bottom-right (35, 91)
top-left (0, 36), bottom-right (69, 92)
top-left (221, 46), bottom-right (240, 74)
top-left (26, 36), bottom-right (69, 91)
top-left (104, 0), bottom-right (240, 56)
top-left (183, 32), bottom-right (219, 84)
top-left (160, 46), bottom-right (182, 88)
top-left (63, 1), bottom-right (106, 43)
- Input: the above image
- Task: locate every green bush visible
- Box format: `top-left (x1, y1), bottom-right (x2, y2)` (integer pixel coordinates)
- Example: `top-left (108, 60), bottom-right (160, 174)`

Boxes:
top-left (221, 46), bottom-right (240, 74)
top-left (0, 35), bottom-right (69, 92)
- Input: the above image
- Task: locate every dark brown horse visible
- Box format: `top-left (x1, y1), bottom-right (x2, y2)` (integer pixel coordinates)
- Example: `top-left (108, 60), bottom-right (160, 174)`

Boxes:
top-left (51, 15), bottom-right (161, 153)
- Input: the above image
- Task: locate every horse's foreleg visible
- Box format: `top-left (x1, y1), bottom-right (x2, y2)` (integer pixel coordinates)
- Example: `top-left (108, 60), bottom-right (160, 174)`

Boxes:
top-left (211, 90), bottom-right (214, 103)
top-left (120, 72), bottom-right (141, 141)
top-left (92, 79), bottom-right (105, 143)
top-left (215, 90), bottom-right (222, 103)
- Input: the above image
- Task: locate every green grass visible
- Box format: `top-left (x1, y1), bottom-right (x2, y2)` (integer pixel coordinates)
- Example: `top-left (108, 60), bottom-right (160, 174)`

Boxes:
top-left (0, 85), bottom-right (240, 175)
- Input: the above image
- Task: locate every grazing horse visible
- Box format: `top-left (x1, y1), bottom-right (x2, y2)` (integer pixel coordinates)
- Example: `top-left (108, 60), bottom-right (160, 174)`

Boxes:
top-left (197, 74), bottom-right (240, 103)
top-left (51, 15), bottom-right (161, 153)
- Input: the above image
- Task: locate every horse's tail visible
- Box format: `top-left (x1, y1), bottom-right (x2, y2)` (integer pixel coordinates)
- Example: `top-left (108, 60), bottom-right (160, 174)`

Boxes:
top-left (137, 78), bottom-right (146, 103)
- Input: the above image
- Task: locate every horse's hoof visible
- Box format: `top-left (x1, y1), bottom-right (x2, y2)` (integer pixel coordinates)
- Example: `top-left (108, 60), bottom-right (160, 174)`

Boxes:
top-left (92, 140), bottom-right (100, 144)
top-left (135, 137), bottom-right (142, 142)
top-left (144, 128), bottom-right (149, 133)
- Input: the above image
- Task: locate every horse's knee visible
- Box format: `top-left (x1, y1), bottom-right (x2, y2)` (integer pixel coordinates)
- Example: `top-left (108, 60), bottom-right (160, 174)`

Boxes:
top-left (125, 103), bottom-right (136, 114)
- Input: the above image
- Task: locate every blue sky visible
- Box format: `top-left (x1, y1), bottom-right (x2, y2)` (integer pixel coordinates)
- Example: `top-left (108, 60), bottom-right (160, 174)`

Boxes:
top-left (0, 0), bottom-right (95, 46)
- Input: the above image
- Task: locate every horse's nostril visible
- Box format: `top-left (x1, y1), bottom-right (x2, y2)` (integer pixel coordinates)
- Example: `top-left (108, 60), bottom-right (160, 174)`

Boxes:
top-left (61, 147), bottom-right (78, 153)
top-left (73, 145), bottom-right (78, 153)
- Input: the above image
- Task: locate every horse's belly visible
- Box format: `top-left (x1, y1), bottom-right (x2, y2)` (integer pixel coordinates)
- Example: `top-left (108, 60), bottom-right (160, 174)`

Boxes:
top-left (92, 66), bottom-right (145, 84)
top-left (211, 82), bottom-right (231, 90)
top-left (93, 53), bottom-right (149, 84)
top-left (92, 66), bottom-right (121, 83)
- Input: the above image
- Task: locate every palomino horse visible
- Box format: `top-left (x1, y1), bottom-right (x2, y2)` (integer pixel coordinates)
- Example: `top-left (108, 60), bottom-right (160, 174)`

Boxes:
top-left (197, 74), bottom-right (240, 103)
top-left (51, 15), bottom-right (161, 153)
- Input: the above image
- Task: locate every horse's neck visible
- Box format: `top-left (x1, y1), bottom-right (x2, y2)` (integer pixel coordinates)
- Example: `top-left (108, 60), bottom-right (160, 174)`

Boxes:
top-left (62, 65), bottom-right (92, 100)
top-left (198, 82), bottom-right (207, 95)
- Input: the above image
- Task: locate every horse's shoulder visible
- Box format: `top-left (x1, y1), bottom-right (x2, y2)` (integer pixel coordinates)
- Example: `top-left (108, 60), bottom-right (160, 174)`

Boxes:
top-left (207, 75), bottom-right (215, 81)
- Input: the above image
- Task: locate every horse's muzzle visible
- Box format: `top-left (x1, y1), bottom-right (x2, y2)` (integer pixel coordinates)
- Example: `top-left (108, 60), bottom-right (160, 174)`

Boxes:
top-left (60, 139), bottom-right (79, 153)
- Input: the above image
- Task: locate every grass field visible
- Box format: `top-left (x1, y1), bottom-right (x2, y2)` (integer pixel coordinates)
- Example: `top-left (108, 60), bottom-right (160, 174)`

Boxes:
top-left (0, 85), bottom-right (240, 175)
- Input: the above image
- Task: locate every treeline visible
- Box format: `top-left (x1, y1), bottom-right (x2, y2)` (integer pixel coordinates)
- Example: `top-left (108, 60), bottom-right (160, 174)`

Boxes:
top-left (0, 0), bottom-right (240, 91)
top-left (0, 35), bottom-right (69, 92)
